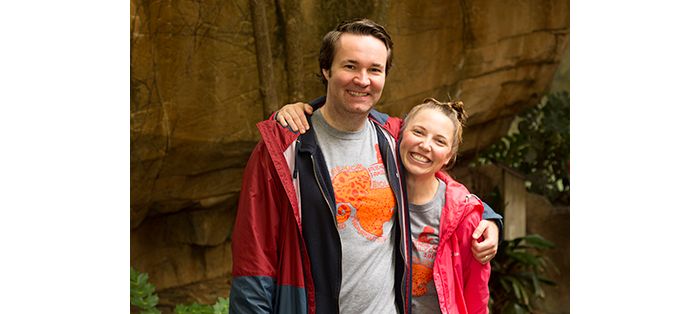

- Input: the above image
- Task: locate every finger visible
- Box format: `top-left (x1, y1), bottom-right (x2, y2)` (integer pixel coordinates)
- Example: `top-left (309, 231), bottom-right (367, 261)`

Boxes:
top-left (472, 244), bottom-right (496, 264)
top-left (304, 103), bottom-right (313, 114)
top-left (289, 108), bottom-right (306, 134)
top-left (472, 236), bottom-right (497, 255)
top-left (284, 112), bottom-right (300, 132)
top-left (299, 107), bottom-right (310, 131)
top-left (472, 220), bottom-right (488, 240)
top-left (471, 239), bottom-right (486, 254)
top-left (471, 244), bottom-right (489, 264)
top-left (276, 112), bottom-right (288, 127)
top-left (291, 107), bottom-right (309, 134)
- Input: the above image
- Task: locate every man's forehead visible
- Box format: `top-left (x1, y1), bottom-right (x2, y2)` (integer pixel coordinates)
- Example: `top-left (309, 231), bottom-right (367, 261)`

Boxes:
top-left (337, 33), bottom-right (388, 49)
top-left (335, 34), bottom-right (388, 66)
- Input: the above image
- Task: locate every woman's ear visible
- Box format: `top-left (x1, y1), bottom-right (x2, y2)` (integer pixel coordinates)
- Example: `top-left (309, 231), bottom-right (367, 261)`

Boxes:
top-left (442, 152), bottom-right (456, 170)
top-left (445, 152), bottom-right (455, 167)
top-left (322, 69), bottom-right (330, 81)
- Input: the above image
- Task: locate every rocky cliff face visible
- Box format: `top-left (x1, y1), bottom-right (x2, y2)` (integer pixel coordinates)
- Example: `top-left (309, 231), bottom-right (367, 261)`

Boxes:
top-left (131, 0), bottom-right (569, 306)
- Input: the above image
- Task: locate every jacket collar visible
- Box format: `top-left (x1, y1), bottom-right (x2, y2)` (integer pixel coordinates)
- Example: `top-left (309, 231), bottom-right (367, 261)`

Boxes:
top-left (436, 171), bottom-right (473, 239)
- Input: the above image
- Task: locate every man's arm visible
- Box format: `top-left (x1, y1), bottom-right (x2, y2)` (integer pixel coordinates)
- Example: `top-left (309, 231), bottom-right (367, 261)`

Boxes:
top-left (274, 99), bottom-right (504, 263)
top-left (229, 142), bottom-right (281, 313)
top-left (276, 102), bottom-right (314, 133)
top-left (471, 202), bottom-right (503, 264)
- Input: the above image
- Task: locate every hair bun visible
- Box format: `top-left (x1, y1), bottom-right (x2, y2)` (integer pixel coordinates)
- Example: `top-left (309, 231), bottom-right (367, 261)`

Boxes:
top-left (421, 97), bottom-right (469, 125)
top-left (449, 100), bottom-right (468, 125)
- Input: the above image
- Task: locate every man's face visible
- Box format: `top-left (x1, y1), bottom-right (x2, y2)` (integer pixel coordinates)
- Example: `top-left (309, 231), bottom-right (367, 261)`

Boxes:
top-left (322, 33), bottom-right (388, 117)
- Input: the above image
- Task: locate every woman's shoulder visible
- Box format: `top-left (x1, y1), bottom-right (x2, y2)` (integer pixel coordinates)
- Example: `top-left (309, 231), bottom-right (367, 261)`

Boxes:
top-left (436, 171), bottom-right (470, 196)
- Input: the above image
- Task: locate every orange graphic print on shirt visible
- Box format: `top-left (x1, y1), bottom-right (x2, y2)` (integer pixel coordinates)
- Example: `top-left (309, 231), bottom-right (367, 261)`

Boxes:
top-left (333, 144), bottom-right (396, 240)
top-left (412, 264), bottom-right (433, 296)
top-left (412, 226), bottom-right (439, 296)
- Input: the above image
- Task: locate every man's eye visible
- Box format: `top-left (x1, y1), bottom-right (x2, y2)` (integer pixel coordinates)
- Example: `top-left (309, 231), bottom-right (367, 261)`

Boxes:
top-left (344, 65), bottom-right (355, 70)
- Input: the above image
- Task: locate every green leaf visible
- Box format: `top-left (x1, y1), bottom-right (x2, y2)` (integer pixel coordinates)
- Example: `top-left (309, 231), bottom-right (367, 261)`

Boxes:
top-left (522, 234), bottom-right (556, 249)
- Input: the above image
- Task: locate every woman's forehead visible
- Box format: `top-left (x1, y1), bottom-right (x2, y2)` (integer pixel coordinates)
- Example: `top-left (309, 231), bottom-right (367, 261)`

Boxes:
top-left (405, 108), bottom-right (455, 135)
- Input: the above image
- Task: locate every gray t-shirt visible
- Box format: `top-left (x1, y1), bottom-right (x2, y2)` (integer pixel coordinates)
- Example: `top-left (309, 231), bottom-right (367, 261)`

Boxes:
top-left (409, 178), bottom-right (446, 314)
top-left (312, 111), bottom-right (398, 314)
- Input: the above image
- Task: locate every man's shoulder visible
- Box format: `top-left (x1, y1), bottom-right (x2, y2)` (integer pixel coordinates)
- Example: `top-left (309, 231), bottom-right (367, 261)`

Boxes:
top-left (255, 119), bottom-right (299, 153)
top-left (369, 109), bottom-right (403, 139)
top-left (368, 108), bottom-right (390, 124)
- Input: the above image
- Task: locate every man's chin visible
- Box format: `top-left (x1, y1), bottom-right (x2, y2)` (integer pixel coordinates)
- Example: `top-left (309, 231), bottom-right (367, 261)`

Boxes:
top-left (346, 101), bottom-right (376, 112)
top-left (347, 106), bottom-right (374, 115)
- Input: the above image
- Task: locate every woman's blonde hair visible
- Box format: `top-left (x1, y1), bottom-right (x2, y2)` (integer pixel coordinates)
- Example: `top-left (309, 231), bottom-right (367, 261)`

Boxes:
top-left (401, 98), bottom-right (468, 169)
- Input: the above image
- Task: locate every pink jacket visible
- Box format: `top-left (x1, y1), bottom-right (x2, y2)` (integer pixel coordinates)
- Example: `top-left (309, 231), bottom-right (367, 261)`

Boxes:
top-left (432, 171), bottom-right (490, 314)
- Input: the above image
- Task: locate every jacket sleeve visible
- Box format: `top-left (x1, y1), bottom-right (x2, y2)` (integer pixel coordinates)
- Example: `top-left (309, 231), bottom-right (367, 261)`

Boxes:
top-left (229, 141), bottom-right (283, 313)
top-left (482, 201), bottom-right (504, 243)
top-left (462, 203), bottom-right (491, 314)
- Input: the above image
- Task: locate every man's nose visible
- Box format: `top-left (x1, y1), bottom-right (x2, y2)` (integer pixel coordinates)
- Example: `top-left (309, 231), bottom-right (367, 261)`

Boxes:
top-left (353, 71), bottom-right (370, 87)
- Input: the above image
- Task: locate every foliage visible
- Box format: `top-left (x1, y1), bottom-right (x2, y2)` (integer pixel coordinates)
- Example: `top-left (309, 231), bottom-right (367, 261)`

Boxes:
top-left (489, 234), bottom-right (558, 314)
top-left (478, 92), bottom-right (570, 205)
top-left (131, 267), bottom-right (161, 314)
top-left (174, 297), bottom-right (229, 314)
top-left (130, 267), bottom-right (229, 314)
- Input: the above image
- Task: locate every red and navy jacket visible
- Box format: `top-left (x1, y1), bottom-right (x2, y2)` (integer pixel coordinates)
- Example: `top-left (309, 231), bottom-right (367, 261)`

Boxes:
top-left (229, 96), bottom-right (413, 314)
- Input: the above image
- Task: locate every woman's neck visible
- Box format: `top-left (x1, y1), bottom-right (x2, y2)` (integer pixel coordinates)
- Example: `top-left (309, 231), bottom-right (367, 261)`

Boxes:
top-left (407, 174), bottom-right (439, 205)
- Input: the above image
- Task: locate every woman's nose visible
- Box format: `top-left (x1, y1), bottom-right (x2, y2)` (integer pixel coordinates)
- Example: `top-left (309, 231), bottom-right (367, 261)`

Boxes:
top-left (418, 140), bottom-right (431, 151)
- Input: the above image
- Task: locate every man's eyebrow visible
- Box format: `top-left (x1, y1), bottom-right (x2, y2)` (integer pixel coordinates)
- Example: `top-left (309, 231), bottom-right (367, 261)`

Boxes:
top-left (340, 59), bottom-right (385, 69)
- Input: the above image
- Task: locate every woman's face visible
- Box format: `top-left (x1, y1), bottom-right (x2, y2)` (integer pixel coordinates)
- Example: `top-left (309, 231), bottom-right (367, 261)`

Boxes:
top-left (400, 108), bottom-right (455, 180)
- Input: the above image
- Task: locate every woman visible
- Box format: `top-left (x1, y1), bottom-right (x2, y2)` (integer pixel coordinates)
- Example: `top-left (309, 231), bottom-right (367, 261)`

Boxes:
top-left (276, 98), bottom-right (490, 313)
top-left (399, 98), bottom-right (489, 313)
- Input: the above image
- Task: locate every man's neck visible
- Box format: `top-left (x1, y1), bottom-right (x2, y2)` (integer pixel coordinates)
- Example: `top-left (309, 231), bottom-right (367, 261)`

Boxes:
top-left (319, 106), bottom-right (369, 132)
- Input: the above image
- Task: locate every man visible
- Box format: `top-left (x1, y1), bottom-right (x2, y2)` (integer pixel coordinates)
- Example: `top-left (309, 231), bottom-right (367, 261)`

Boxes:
top-left (229, 18), bottom-right (501, 314)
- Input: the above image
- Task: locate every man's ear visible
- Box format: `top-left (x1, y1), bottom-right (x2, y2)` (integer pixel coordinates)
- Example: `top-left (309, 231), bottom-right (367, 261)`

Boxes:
top-left (322, 69), bottom-right (330, 80)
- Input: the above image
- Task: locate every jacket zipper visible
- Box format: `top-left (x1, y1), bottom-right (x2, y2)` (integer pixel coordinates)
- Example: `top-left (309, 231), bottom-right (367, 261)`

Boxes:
top-left (383, 137), bottom-right (410, 314)
top-left (310, 154), bottom-right (342, 313)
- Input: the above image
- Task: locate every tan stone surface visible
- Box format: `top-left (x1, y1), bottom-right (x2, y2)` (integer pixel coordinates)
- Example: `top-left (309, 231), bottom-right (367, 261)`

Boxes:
top-left (131, 213), bottom-right (232, 290)
top-left (526, 193), bottom-right (570, 313)
top-left (156, 275), bottom-right (231, 313)
top-left (130, 0), bottom-right (569, 304)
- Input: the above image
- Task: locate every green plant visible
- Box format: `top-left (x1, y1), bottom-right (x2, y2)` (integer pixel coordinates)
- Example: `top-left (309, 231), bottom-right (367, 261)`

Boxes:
top-left (478, 92), bottom-right (570, 205)
top-left (489, 234), bottom-right (558, 314)
top-left (130, 267), bottom-right (229, 314)
top-left (131, 267), bottom-right (161, 314)
top-left (174, 297), bottom-right (229, 314)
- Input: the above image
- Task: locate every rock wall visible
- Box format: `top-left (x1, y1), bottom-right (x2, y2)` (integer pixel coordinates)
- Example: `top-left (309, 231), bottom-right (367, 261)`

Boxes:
top-left (130, 0), bottom-right (569, 306)
top-left (527, 194), bottom-right (570, 314)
